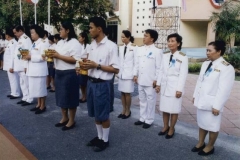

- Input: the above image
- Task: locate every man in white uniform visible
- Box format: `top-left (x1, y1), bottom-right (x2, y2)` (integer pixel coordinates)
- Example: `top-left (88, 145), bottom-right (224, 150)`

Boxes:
top-left (133, 29), bottom-right (162, 129)
top-left (3, 28), bottom-right (21, 99)
top-left (13, 25), bottom-right (33, 106)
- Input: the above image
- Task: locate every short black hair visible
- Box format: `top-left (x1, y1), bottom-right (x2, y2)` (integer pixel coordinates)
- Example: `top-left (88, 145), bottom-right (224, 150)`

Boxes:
top-left (122, 30), bottom-right (134, 43)
top-left (89, 17), bottom-right (107, 34)
top-left (44, 30), bottom-right (49, 37)
top-left (145, 29), bottom-right (158, 42)
top-left (208, 40), bottom-right (226, 56)
top-left (54, 34), bottom-right (61, 41)
top-left (30, 25), bottom-right (44, 38)
top-left (5, 27), bottom-right (14, 37)
top-left (79, 32), bottom-right (89, 49)
top-left (48, 35), bottom-right (54, 43)
top-left (167, 33), bottom-right (183, 50)
top-left (14, 25), bottom-right (25, 32)
top-left (61, 21), bottom-right (77, 41)
top-left (1, 33), bottom-right (5, 40)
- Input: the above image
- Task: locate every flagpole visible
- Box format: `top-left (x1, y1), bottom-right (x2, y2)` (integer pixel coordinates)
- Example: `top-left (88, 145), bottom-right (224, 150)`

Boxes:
top-left (48, 0), bottom-right (50, 25)
top-left (20, 0), bottom-right (23, 25)
top-left (35, 3), bottom-right (37, 24)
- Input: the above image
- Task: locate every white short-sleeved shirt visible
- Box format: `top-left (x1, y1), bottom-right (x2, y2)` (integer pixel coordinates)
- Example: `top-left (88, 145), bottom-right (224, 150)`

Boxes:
top-left (80, 43), bottom-right (90, 59)
top-left (49, 43), bottom-right (56, 50)
top-left (88, 36), bottom-right (119, 80)
top-left (54, 38), bottom-right (82, 70)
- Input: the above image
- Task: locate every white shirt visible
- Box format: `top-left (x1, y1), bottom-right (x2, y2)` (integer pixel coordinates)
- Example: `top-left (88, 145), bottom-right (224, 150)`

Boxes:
top-left (118, 42), bottom-right (137, 79)
top-left (157, 51), bottom-right (188, 96)
top-left (49, 43), bottom-right (56, 50)
top-left (134, 44), bottom-right (163, 86)
top-left (54, 38), bottom-right (82, 70)
top-left (80, 43), bottom-right (90, 59)
top-left (26, 38), bottom-right (48, 76)
top-left (13, 33), bottom-right (32, 71)
top-left (193, 57), bottom-right (235, 112)
top-left (3, 39), bottom-right (17, 71)
top-left (88, 36), bottom-right (119, 80)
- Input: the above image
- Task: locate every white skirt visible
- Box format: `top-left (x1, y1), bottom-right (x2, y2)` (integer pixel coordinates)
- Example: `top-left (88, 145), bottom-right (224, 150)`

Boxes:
top-left (29, 76), bottom-right (47, 98)
top-left (118, 78), bottom-right (134, 93)
top-left (159, 95), bottom-right (182, 114)
top-left (197, 109), bottom-right (222, 132)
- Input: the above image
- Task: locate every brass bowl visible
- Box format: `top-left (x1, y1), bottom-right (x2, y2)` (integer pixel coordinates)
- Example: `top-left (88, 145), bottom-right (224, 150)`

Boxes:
top-left (19, 50), bottom-right (29, 58)
top-left (79, 59), bottom-right (88, 75)
top-left (44, 49), bottom-right (55, 62)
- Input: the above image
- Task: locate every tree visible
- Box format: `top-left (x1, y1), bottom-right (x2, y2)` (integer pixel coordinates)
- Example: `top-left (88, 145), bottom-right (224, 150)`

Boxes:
top-left (210, 0), bottom-right (240, 52)
top-left (0, 0), bottom-right (116, 31)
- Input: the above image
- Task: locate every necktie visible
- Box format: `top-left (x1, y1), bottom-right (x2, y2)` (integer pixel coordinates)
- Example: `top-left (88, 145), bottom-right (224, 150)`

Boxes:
top-left (169, 54), bottom-right (173, 64)
top-left (205, 62), bottom-right (212, 73)
top-left (32, 43), bottom-right (35, 48)
top-left (124, 46), bottom-right (127, 57)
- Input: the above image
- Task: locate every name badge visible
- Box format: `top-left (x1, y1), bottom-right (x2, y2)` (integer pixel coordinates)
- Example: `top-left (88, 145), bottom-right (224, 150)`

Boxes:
top-left (214, 69), bottom-right (220, 72)
top-left (34, 48), bottom-right (39, 50)
top-left (176, 59), bottom-right (182, 63)
top-left (129, 49), bottom-right (133, 51)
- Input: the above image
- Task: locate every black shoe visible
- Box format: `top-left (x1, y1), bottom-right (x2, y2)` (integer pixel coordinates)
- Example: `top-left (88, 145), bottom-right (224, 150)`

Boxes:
top-left (134, 120), bottom-right (144, 125)
top-left (122, 111), bottom-right (131, 119)
top-left (49, 89), bottom-right (55, 92)
top-left (62, 122), bottom-right (76, 131)
top-left (165, 130), bottom-right (175, 139)
top-left (143, 123), bottom-right (151, 129)
top-left (93, 140), bottom-right (109, 152)
top-left (35, 107), bottom-right (46, 114)
top-left (17, 100), bottom-right (26, 104)
top-left (198, 148), bottom-right (214, 156)
top-left (7, 95), bottom-right (12, 97)
top-left (86, 137), bottom-right (101, 146)
top-left (47, 86), bottom-right (51, 90)
top-left (79, 99), bottom-right (87, 103)
top-left (158, 127), bottom-right (169, 135)
top-left (191, 143), bottom-right (206, 152)
top-left (22, 102), bottom-right (32, 106)
top-left (10, 96), bottom-right (20, 99)
top-left (55, 120), bottom-right (69, 127)
top-left (118, 114), bottom-right (124, 118)
top-left (30, 107), bottom-right (39, 111)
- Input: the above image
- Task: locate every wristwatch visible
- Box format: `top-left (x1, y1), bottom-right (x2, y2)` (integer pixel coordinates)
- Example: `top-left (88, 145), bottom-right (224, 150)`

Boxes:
top-left (97, 64), bottom-right (101, 70)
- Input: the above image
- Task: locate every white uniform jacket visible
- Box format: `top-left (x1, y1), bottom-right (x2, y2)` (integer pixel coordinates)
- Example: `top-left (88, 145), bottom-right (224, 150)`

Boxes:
top-left (13, 34), bottom-right (32, 72)
top-left (193, 57), bottom-right (235, 112)
top-left (118, 43), bottom-right (137, 80)
top-left (157, 51), bottom-right (188, 96)
top-left (26, 38), bottom-right (48, 76)
top-left (134, 44), bottom-right (162, 86)
top-left (3, 39), bottom-right (17, 71)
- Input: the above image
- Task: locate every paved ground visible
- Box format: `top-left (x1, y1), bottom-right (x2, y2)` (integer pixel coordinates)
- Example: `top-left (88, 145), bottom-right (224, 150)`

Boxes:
top-left (0, 71), bottom-right (240, 160)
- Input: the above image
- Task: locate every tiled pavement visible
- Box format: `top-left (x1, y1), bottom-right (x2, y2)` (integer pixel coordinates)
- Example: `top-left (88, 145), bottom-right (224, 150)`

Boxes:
top-left (131, 74), bottom-right (240, 137)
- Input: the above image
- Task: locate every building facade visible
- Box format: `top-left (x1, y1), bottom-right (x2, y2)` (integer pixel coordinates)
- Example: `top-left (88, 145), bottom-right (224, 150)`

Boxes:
top-left (111, 0), bottom-right (228, 49)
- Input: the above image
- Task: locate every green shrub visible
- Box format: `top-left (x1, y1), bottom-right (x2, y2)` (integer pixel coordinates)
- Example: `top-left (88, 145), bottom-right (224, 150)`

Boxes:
top-left (223, 52), bottom-right (240, 69)
top-left (188, 63), bottom-right (202, 73)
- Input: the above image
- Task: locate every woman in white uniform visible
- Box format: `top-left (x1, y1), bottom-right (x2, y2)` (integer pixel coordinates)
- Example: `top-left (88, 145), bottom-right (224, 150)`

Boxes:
top-left (78, 32), bottom-right (90, 103)
top-left (191, 40), bottom-right (235, 156)
top-left (118, 30), bottom-right (136, 119)
top-left (51, 22), bottom-right (81, 131)
top-left (155, 33), bottom-right (188, 139)
top-left (24, 25), bottom-right (49, 114)
top-left (3, 28), bottom-right (20, 98)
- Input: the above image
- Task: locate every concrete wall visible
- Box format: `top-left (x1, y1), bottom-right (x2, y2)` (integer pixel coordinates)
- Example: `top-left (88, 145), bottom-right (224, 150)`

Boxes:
top-left (180, 21), bottom-right (208, 48)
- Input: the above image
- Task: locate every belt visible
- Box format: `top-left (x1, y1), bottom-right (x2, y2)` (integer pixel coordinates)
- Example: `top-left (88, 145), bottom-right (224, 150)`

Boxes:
top-left (88, 77), bottom-right (106, 83)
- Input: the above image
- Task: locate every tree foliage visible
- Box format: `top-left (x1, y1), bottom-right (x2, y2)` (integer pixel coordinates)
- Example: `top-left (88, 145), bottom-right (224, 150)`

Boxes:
top-left (210, 0), bottom-right (240, 50)
top-left (0, 0), bottom-right (116, 31)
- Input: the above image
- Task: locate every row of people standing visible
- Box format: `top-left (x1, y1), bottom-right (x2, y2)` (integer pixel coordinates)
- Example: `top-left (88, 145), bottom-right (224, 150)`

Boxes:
top-left (117, 29), bottom-right (235, 156)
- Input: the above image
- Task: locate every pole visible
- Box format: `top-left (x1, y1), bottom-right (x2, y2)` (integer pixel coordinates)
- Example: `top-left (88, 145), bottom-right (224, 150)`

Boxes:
top-left (34, 3), bottom-right (37, 24)
top-left (20, 0), bottom-right (23, 25)
top-left (48, 0), bottom-right (50, 25)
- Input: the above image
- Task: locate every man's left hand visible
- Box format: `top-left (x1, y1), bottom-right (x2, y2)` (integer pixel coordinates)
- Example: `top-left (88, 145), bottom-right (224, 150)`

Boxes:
top-left (83, 60), bottom-right (98, 70)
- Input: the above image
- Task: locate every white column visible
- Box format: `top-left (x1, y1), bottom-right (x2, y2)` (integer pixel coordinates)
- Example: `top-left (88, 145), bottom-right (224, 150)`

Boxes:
top-left (48, 0), bottom-right (50, 25)
top-left (20, 0), bottom-right (23, 25)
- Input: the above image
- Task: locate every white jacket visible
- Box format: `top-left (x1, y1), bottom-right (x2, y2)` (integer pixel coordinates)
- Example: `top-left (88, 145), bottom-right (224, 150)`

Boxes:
top-left (193, 57), bottom-right (235, 112)
top-left (134, 44), bottom-right (162, 86)
top-left (157, 51), bottom-right (188, 96)
top-left (3, 39), bottom-right (17, 71)
top-left (118, 42), bottom-right (137, 79)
